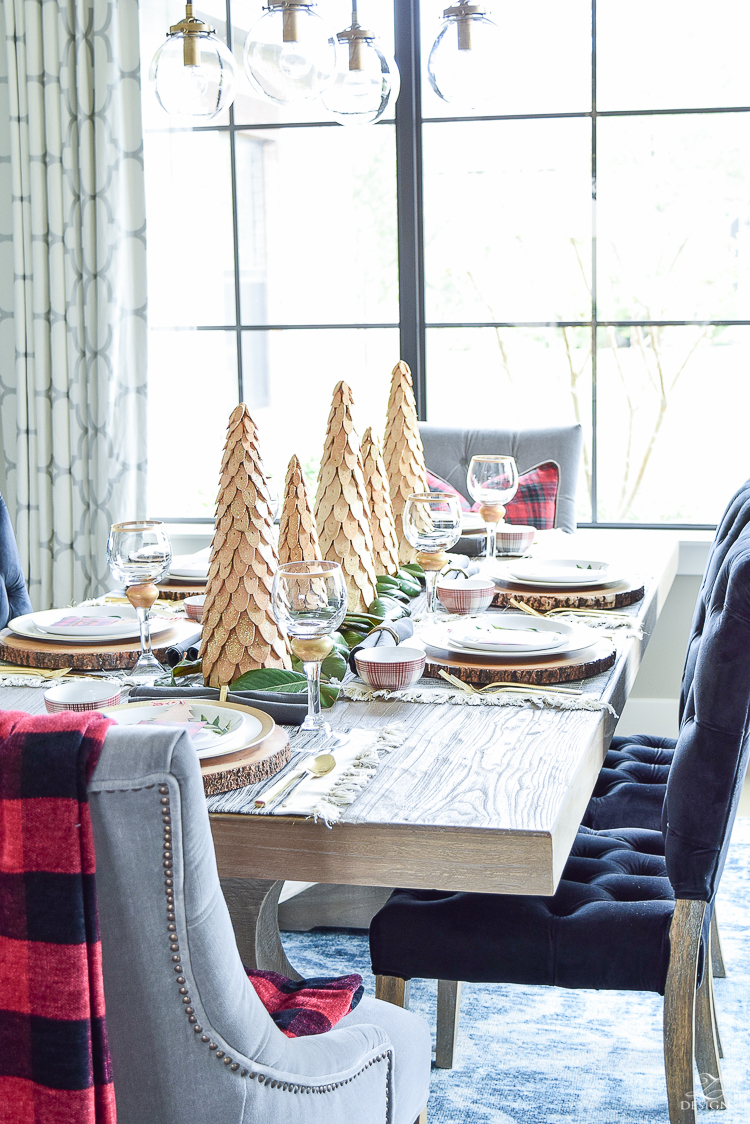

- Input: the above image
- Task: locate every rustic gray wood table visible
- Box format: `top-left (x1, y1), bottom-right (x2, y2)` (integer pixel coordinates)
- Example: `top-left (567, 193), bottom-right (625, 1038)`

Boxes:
top-left (210, 530), bottom-right (680, 974)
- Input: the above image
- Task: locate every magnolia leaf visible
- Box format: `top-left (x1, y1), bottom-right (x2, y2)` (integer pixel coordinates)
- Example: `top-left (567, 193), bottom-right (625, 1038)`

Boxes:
top-left (230, 668), bottom-right (306, 692)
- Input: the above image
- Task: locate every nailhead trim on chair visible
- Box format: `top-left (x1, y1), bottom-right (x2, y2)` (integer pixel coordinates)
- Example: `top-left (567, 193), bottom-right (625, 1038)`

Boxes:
top-left (156, 784), bottom-right (393, 1104)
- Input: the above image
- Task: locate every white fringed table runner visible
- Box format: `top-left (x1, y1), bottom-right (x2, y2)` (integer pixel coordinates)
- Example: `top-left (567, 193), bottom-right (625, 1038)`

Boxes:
top-left (206, 725), bottom-right (404, 826)
top-left (342, 681), bottom-right (617, 715)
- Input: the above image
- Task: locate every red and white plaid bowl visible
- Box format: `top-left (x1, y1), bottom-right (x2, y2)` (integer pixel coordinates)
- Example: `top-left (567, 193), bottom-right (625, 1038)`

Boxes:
top-left (437, 578), bottom-right (496, 615)
top-left (184, 595), bottom-right (205, 622)
top-left (355, 646), bottom-right (426, 690)
top-left (495, 524), bottom-right (536, 557)
top-left (44, 682), bottom-right (122, 713)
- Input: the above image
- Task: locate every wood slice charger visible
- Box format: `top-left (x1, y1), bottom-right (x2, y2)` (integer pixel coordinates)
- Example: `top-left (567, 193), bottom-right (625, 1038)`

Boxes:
top-left (200, 723), bottom-right (291, 796)
top-left (423, 638), bottom-right (616, 688)
top-left (157, 579), bottom-right (207, 601)
top-left (491, 577), bottom-right (645, 613)
top-left (0, 619), bottom-right (202, 671)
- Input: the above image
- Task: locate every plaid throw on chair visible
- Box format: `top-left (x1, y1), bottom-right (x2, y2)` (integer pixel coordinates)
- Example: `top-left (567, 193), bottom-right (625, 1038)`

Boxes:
top-left (426, 461), bottom-right (560, 528)
top-left (0, 710), bottom-right (116, 1124)
top-left (245, 968), bottom-right (364, 1038)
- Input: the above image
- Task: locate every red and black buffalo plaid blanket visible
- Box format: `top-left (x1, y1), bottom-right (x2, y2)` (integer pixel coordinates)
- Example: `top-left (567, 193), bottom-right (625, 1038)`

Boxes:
top-left (245, 968), bottom-right (364, 1037)
top-left (0, 710), bottom-right (115, 1124)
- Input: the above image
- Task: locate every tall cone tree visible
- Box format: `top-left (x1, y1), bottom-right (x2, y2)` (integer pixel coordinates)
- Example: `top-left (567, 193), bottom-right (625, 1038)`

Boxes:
top-left (200, 404), bottom-right (291, 686)
top-left (382, 360), bottom-right (428, 564)
top-left (314, 381), bottom-right (378, 612)
top-left (279, 454), bottom-right (320, 565)
top-left (361, 427), bottom-right (399, 577)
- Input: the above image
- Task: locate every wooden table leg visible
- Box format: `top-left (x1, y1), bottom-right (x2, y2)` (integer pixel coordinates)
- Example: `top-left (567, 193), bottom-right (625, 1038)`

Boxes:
top-left (220, 877), bottom-right (301, 980)
top-left (436, 980), bottom-right (462, 1069)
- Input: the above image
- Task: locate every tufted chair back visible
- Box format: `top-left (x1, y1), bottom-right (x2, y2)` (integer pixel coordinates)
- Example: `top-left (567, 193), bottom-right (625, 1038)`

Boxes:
top-left (419, 423), bottom-right (583, 533)
top-left (89, 725), bottom-right (429, 1124)
top-left (679, 477), bottom-right (750, 722)
top-left (664, 538), bottom-right (750, 901)
top-left (0, 493), bottom-right (32, 627)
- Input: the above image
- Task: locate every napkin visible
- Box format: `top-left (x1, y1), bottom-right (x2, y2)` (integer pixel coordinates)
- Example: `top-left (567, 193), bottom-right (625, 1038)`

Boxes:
top-left (251, 728), bottom-right (391, 819)
top-left (163, 630), bottom-right (202, 667)
top-left (438, 561), bottom-right (483, 582)
top-left (347, 618), bottom-right (415, 673)
top-left (128, 684), bottom-right (308, 726)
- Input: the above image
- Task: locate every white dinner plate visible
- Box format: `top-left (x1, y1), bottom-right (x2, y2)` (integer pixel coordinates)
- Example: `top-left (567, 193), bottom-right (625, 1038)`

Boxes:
top-left (493, 558), bottom-right (621, 589)
top-left (448, 615), bottom-right (573, 653)
top-left (418, 616), bottom-right (599, 662)
top-left (168, 550), bottom-right (210, 582)
top-left (101, 699), bottom-right (274, 761)
top-left (8, 608), bottom-right (175, 645)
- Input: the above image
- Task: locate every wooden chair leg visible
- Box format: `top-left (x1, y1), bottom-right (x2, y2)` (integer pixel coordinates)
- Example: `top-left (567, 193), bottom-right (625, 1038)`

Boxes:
top-left (710, 908), bottom-right (727, 978)
top-left (663, 899), bottom-right (706, 1124)
top-left (695, 938), bottom-right (726, 1110)
top-left (413, 1109), bottom-right (427, 1124)
top-left (435, 980), bottom-right (462, 1070)
top-left (376, 974), bottom-right (411, 1008)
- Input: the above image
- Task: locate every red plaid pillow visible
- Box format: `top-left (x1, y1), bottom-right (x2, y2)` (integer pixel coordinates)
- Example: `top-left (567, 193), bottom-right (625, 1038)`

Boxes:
top-left (426, 461), bottom-right (559, 529)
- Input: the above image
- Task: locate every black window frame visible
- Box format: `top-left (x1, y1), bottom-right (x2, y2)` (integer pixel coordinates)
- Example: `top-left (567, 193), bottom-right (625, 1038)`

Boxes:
top-left (151, 0), bottom-right (748, 528)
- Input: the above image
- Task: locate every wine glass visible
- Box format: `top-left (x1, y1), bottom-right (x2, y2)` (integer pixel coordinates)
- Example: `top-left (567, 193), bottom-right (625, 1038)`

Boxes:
top-left (467, 455), bottom-right (519, 561)
top-left (272, 560), bottom-right (347, 734)
top-left (107, 521), bottom-right (172, 684)
top-left (402, 492), bottom-right (462, 613)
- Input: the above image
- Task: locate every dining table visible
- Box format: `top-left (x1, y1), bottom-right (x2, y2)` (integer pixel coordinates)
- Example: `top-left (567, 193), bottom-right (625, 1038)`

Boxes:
top-left (208, 528), bottom-right (680, 981)
top-left (0, 529), bottom-right (680, 992)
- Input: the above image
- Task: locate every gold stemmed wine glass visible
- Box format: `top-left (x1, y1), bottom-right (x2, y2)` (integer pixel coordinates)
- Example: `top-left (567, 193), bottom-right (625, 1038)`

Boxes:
top-left (467, 455), bottom-right (519, 561)
top-left (106, 520), bottom-right (172, 684)
top-left (402, 491), bottom-right (462, 613)
top-left (272, 560), bottom-right (348, 735)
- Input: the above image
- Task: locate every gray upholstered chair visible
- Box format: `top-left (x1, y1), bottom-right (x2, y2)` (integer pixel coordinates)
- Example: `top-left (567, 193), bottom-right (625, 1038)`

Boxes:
top-left (419, 423), bottom-right (584, 535)
top-left (89, 726), bottom-right (431, 1124)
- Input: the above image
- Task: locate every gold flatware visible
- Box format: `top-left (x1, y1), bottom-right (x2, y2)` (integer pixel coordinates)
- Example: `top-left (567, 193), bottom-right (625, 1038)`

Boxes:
top-left (437, 669), bottom-right (582, 698)
top-left (0, 664), bottom-right (72, 679)
top-left (255, 752), bottom-right (336, 811)
top-left (509, 598), bottom-right (543, 617)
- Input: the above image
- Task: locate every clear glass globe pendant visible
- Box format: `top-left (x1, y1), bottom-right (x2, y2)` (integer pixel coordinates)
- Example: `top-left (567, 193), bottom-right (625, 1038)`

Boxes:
top-left (243, 1), bottom-right (337, 105)
top-left (150, 2), bottom-right (237, 119)
top-left (321, 4), bottom-right (400, 125)
top-left (428, 0), bottom-right (501, 110)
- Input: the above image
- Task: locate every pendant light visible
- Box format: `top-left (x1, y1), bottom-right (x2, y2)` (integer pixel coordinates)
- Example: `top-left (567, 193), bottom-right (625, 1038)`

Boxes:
top-left (150, 2), bottom-right (237, 119)
top-left (428, 1), bottom-right (501, 109)
top-left (243, 1), bottom-right (337, 105)
top-left (321, 2), bottom-right (400, 126)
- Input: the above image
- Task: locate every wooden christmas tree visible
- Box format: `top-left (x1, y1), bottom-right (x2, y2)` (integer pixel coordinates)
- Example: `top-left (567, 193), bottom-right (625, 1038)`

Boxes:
top-left (361, 427), bottom-right (400, 577)
top-left (200, 404), bottom-right (291, 687)
top-left (314, 381), bottom-right (378, 613)
top-left (279, 454), bottom-right (320, 565)
top-left (382, 360), bottom-right (428, 564)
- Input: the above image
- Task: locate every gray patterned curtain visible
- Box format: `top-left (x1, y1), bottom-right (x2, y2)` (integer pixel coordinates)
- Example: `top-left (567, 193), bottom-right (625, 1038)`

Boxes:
top-left (0, 0), bottom-right (147, 609)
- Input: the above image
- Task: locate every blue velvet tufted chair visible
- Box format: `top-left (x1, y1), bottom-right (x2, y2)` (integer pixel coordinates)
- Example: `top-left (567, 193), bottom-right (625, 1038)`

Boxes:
top-left (582, 478), bottom-right (750, 835)
top-left (370, 534), bottom-right (750, 1123)
top-left (89, 725), bottom-right (431, 1124)
top-left (0, 493), bottom-right (32, 627)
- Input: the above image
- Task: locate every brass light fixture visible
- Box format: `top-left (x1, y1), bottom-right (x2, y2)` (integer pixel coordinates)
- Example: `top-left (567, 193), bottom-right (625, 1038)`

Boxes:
top-left (428, 0), bottom-right (501, 109)
top-left (321, 1), bottom-right (400, 125)
top-left (243, 0), bottom-right (338, 106)
top-left (150, 2), bottom-right (237, 119)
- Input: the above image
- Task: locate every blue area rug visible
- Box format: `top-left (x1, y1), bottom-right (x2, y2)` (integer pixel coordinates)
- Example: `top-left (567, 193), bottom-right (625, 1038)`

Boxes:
top-left (282, 820), bottom-right (750, 1122)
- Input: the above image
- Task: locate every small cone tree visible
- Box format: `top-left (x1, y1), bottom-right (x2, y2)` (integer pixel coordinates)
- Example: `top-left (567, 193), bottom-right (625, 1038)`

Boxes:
top-left (382, 360), bottom-right (428, 564)
top-left (361, 427), bottom-right (400, 577)
top-left (279, 454), bottom-right (321, 565)
top-left (314, 381), bottom-right (378, 613)
top-left (200, 404), bottom-right (291, 687)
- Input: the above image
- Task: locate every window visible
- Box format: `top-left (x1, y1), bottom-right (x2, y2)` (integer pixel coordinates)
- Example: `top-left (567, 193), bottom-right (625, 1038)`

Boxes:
top-left (140, 0), bottom-right (750, 526)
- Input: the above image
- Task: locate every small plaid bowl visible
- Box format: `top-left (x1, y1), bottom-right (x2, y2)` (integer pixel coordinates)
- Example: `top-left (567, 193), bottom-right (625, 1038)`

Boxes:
top-left (184, 595), bottom-right (205, 622)
top-left (355, 646), bottom-right (426, 690)
top-left (45, 680), bottom-right (122, 713)
top-left (495, 524), bottom-right (536, 557)
top-left (437, 577), bottom-right (496, 615)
